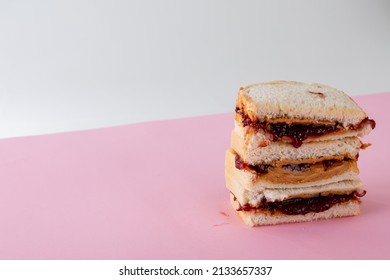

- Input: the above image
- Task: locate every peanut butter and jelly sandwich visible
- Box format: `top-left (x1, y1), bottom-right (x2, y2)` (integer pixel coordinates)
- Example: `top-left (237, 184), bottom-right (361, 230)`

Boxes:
top-left (225, 81), bottom-right (375, 226)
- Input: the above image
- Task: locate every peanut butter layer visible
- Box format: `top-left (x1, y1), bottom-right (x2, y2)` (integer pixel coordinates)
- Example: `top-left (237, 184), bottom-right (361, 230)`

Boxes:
top-left (235, 153), bottom-right (358, 185)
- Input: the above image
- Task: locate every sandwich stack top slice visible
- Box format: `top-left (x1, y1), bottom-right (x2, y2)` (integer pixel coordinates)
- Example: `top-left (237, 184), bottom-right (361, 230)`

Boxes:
top-left (232, 81), bottom-right (375, 165)
top-left (226, 80), bottom-right (375, 226)
top-left (236, 80), bottom-right (372, 127)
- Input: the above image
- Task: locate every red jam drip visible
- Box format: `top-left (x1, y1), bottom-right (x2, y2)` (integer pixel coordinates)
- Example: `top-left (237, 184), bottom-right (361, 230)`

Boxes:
top-left (237, 191), bottom-right (365, 215)
top-left (235, 107), bottom-right (375, 148)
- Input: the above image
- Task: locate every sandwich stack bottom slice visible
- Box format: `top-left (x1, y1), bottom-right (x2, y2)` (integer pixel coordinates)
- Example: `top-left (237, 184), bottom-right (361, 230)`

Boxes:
top-left (225, 81), bottom-right (375, 226)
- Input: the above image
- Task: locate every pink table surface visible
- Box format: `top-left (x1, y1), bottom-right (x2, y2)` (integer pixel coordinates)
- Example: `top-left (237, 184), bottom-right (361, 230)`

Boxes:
top-left (0, 93), bottom-right (389, 260)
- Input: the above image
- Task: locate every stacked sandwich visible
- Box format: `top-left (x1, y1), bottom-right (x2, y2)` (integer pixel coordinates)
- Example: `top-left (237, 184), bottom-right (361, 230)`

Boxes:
top-left (225, 81), bottom-right (375, 226)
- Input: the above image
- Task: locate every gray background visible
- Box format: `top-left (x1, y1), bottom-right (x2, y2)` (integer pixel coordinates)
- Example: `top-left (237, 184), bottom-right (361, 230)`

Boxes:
top-left (1, 0), bottom-right (389, 138)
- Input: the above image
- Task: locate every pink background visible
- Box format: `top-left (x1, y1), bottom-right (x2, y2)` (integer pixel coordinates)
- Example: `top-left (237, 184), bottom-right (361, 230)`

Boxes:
top-left (0, 93), bottom-right (388, 260)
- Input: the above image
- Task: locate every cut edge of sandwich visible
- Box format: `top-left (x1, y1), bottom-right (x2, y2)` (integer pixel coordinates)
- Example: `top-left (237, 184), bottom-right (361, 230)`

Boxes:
top-left (226, 170), bottom-right (364, 208)
top-left (231, 129), bottom-right (363, 165)
top-left (225, 149), bottom-right (360, 191)
top-left (230, 194), bottom-right (361, 227)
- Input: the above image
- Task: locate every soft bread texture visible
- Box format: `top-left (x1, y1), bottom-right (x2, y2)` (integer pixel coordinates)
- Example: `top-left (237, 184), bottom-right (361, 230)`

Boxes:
top-left (236, 80), bottom-right (367, 127)
top-left (225, 149), bottom-right (360, 191)
top-left (231, 128), bottom-right (362, 165)
top-left (230, 194), bottom-right (361, 226)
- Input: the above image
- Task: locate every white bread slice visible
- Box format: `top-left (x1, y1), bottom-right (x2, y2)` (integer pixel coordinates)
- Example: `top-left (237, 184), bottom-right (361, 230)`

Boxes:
top-left (230, 194), bottom-right (360, 226)
top-left (225, 149), bottom-right (360, 192)
top-left (232, 128), bottom-right (362, 165)
top-left (236, 80), bottom-right (367, 127)
top-left (227, 169), bottom-right (364, 207)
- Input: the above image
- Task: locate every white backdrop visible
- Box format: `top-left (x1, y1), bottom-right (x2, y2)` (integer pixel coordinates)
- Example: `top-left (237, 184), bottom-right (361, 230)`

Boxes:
top-left (1, 0), bottom-right (389, 138)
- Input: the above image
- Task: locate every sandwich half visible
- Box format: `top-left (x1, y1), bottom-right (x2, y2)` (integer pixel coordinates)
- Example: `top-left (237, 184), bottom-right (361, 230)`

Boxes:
top-left (226, 81), bottom-right (375, 226)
